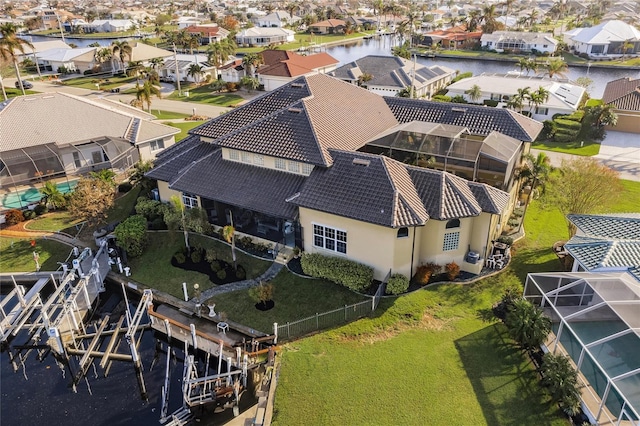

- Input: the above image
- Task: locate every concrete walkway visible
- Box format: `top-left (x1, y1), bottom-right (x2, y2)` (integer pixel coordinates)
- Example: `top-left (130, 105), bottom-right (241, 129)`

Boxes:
top-left (199, 260), bottom-right (284, 299)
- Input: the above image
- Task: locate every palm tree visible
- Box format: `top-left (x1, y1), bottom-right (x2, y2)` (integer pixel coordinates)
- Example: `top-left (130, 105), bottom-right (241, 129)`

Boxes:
top-left (187, 63), bottom-right (204, 84)
top-left (505, 299), bottom-right (551, 350)
top-left (518, 152), bottom-right (551, 232)
top-left (149, 57), bottom-right (164, 70)
top-left (134, 81), bottom-right (161, 112)
top-left (466, 10), bottom-right (481, 32)
top-left (111, 40), bottom-right (132, 72)
top-left (285, 2), bottom-right (299, 21)
top-left (529, 87), bottom-right (550, 115)
top-left (95, 47), bottom-right (113, 72)
top-left (40, 181), bottom-right (66, 210)
top-left (171, 195), bottom-right (190, 251)
top-left (242, 52), bottom-right (261, 77)
top-left (546, 58), bottom-right (568, 79)
top-left (0, 23), bottom-right (35, 95)
top-left (541, 352), bottom-right (582, 416)
top-left (207, 37), bottom-right (236, 68)
top-left (465, 84), bottom-right (482, 103)
top-left (222, 224), bottom-right (237, 270)
top-left (481, 4), bottom-right (499, 34)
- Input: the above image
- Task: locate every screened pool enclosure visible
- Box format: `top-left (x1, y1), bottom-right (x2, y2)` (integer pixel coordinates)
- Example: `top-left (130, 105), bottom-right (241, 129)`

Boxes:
top-left (524, 272), bottom-right (640, 425)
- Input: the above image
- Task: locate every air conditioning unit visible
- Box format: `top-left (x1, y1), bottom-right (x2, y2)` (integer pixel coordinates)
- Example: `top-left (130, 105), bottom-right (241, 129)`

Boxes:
top-left (465, 251), bottom-right (480, 264)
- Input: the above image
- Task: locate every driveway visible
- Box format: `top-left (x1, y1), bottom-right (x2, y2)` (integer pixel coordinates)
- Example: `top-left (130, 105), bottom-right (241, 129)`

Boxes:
top-left (595, 130), bottom-right (640, 163)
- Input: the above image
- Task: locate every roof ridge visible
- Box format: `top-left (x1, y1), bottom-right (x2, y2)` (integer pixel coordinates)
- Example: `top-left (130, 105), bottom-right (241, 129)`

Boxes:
top-left (169, 149), bottom-right (218, 187)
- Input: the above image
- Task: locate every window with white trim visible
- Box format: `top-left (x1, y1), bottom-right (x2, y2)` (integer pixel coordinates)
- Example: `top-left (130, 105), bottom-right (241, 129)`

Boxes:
top-left (443, 232), bottom-right (460, 251)
top-left (254, 154), bottom-right (264, 166)
top-left (228, 149), bottom-right (240, 161)
top-left (313, 224), bottom-right (347, 254)
top-left (150, 139), bottom-right (165, 151)
top-left (301, 163), bottom-right (314, 175)
top-left (535, 107), bottom-right (549, 115)
top-left (241, 151), bottom-right (252, 164)
top-left (288, 161), bottom-right (300, 173)
top-left (182, 193), bottom-right (199, 209)
top-left (275, 157), bottom-right (286, 170)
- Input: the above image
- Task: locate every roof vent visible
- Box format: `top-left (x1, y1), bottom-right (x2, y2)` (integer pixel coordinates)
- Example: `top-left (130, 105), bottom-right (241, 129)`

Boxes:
top-left (451, 107), bottom-right (467, 112)
top-left (288, 107), bottom-right (303, 113)
top-left (291, 83), bottom-right (305, 88)
top-left (352, 158), bottom-right (370, 167)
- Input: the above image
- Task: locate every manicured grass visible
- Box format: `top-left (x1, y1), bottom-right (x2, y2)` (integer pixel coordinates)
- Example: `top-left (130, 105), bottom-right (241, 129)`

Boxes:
top-left (531, 140), bottom-right (601, 156)
top-left (0, 237), bottom-right (71, 273)
top-left (25, 211), bottom-right (83, 233)
top-left (207, 269), bottom-right (369, 334)
top-left (61, 75), bottom-right (136, 90)
top-left (127, 232), bottom-right (271, 298)
top-left (612, 180), bottom-right (640, 213)
top-left (164, 121), bottom-right (206, 141)
top-left (6, 88), bottom-right (39, 98)
top-left (105, 186), bottom-right (143, 224)
top-left (236, 31), bottom-right (375, 54)
top-left (167, 85), bottom-right (243, 107)
top-left (152, 110), bottom-right (190, 120)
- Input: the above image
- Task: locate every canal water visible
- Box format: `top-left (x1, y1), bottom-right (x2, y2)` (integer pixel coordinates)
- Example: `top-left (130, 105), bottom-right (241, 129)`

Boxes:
top-left (28, 34), bottom-right (639, 99)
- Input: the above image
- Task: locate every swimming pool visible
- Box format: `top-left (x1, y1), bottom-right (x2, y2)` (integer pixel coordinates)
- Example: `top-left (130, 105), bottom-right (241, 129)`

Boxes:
top-left (1, 180), bottom-right (78, 210)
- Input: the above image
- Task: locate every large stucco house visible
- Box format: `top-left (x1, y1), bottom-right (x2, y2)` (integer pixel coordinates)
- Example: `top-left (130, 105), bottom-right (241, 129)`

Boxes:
top-left (0, 93), bottom-right (178, 197)
top-left (602, 77), bottom-right (640, 133)
top-left (564, 20), bottom-right (640, 59)
top-left (147, 74), bottom-right (543, 280)
top-left (481, 31), bottom-right (558, 54)
top-left (256, 50), bottom-right (339, 91)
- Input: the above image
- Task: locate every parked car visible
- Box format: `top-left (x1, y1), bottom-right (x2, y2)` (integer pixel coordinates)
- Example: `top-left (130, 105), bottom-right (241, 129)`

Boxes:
top-left (15, 80), bottom-right (34, 89)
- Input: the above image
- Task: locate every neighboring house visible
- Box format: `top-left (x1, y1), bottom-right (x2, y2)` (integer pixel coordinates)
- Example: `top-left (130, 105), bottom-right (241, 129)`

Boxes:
top-left (254, 11), bottom-right (300, 28)
top-left (416, 25), bottom-right (483, 49)
top-left (35, 8), bottom-right (60, 30)
top-left (256, 50), bottom-right (339, 91)
top-left (185, 24), bottom-right (230, 45)
top-left (218, 59), bottom-right (245, 83)
top-left (126, 42), bottom-right (174, 63)
top-left (160, 54), bottom-right (214, 83)
top-left (90, 19), bottom-right (136, 33)
top-left (309, 19), bottom-right (346, 34)
top-left (523, 213), bottom-right (640, 424)
top-left (330, 55), bottom-right (456, 99)
top-left (176, 17), bottom-right (205, 29)
top-left (564, 20), bottom-right (640, 59)
top-left (481, 31), bottom-right (558, 54)
top-left (602, 77), bottom-right (640, 133)
top-left (0, 93), bottom-right (179, 194)
top-left (146, 74), bottom-right (541, 280)
top-left (35, 47), bottom-right (97, 73)
top-left (235, 27), bottom-right (296, 47)
top-left (446, 73), bottom-right (586, 121)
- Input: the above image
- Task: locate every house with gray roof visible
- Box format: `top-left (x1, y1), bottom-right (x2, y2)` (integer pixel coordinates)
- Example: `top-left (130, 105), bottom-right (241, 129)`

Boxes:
top-left (330, 55), bottom-right (455, 99)
top-left (146, 74), bottom-right (535, 280)
top-left (481, 31), bottom-right (558, 54)
top-left (0, 93), bottom-right (179, 202)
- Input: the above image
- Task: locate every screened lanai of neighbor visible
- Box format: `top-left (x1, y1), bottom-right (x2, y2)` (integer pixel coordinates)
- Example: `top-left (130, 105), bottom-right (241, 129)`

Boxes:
top-left (524, 272), bottom-right (640, 425)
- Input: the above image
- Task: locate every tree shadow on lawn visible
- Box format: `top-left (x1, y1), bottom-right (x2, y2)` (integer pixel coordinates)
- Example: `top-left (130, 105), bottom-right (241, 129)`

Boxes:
top-left (455, 324), bottom-right (564, 426)
top-left (509, 247), bottom-right (565, 282)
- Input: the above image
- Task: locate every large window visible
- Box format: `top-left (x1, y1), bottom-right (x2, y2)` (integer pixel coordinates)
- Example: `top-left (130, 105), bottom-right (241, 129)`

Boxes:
top-left (443, 232), bottom-right (460, 251)
top-left (182, 192), bottom-right (199, 209)
top-left (313, 224), bottom-right (347, 254)
top-left (150, 139), bottom-right (165, 152)
top-left (229, 149), bottom-right (240, 161)
top-left (275, 157), bottom-right (286, 170)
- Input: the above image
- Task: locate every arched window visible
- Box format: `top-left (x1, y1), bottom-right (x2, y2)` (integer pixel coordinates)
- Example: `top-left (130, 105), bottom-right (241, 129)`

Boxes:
top-left (397, 227), bottom-right (409, 238)
top-left (446, 219), bottom-right (460, 229)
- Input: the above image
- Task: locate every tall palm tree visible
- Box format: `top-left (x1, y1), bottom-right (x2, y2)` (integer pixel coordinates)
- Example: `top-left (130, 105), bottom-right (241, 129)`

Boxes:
top-left (170, 195), bottom-right (190, 251)
top-left (481, 4), bottom-right (499, 33)
top-left (242, 52), bottom-right (261, 77)
top-left (285, 2), bottom-right (299, 22)
top-left (40, 181), bottom-right (66, 210)
top-left (546, 58), bottom-right (568, 79)
top-left (465, 84), bottom-right (482, 103)
top-left (223, 224), bottom-right (237, 270)
top-left (134, 81), bottom-right (161, 112)
top-left (0, 23), bottom-right (34, 95)
top-left (187, 63), bottom-right (204, 84)
top-left (529, 87), bottom-right (550, 115)
top-left (111, 40), bottom-right (132, 72)
top-left (518, 152), bottom-right (551, 231)
top-left (505, 299), bottom-right (551, 350)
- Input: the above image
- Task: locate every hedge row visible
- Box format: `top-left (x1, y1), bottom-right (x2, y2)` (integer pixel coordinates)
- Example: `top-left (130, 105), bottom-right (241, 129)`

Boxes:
top-left (300, 252), bottom-right (373, 292)
top-left (386, 274), bottom-right (409, 295)
top-left (554, 118), bottom-right (582, 130)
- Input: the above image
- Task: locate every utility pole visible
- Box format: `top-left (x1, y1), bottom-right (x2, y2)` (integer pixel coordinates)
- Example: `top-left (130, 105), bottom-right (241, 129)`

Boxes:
top-left (411, 54), bottom-right (417, 99)
top-left (173, 43), bottom-right (181, 96)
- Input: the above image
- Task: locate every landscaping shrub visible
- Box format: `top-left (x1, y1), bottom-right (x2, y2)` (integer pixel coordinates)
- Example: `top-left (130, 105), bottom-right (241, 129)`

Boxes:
top-left (539, 120), bottom-right (556, 140)
top-left (483, 99), bottom-right (499, 107)
top-left (206, 248), bottom-right (218, 263)
top-left (236, 265), bottom-right (246, 280)
top-left (386, 274), bottom-right (409, 295)
top-left (300, 253), bottom-right (373, 292)
top-left (173, 251), bottom-right (186, 264)
top-left (135, 198), bottom-right (165, 221)
top-left (248, 281), bottom-right (274, 303)
top-left (553, 131), bottom-right (577, 142)
top-left (432, 94), bottom-right (452, 103)
top-left (210, 260), bottom-right (222, 272)
top-left (114, 215), bottom-right (148, 258)
top-left (216, 269), bottom-right (227, 280)
top-left (23, 210), bottom-right (36, 220)
top-left (34, 204), bottom-right (48, 216)
top-left (451, 71), bottom-right (472, 83)
top-left (445, 261), bottom-right (461, 280)
top-left (118, 182), bottom-right (133, 193)
top-left (507, 218), bottom-right (520, 227)
top-left (190, 248), bottom-right (202, 263)
top-left (554, 118), bottom-right (581, 131)
top-left (496, 236), bottom-right (514, 246)
top-left (4, 209), bottom-right (24, 225)
top-left (149, 217), bottom-right (166, 230)
top-left (413, 262), bottom-right (441, 286)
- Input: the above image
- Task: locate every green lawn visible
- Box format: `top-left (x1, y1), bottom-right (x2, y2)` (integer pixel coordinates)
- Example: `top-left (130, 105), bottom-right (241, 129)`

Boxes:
top-left (0, 237), bottom-right (71, 273)
top-left (236, 31), bottom-right (375, 54)
top-left (61, 75), bottom-right (136, 90)
top-left (164, 121), bottom-right (206, 141)
top-left (531, 140), bottom-right (601, 156)
top-left (207, 269), bottom-right (369, 334)
top-left (152, 110), bottom-right (191, 120)
top-left (5, 88), bottom-right (39, 98)
top-left (167, 85), bottom-right (243, 107)
top-left (25, 211), bottom-right (84, 233)
top-left (105, 186), bottom-right (143, 224)
top-left (127, 232), bottom-right (271, 298)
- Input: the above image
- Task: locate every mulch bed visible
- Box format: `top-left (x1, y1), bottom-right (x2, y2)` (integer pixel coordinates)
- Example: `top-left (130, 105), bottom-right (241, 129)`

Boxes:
top-left (170, 257), bottom-right (246, 285)
top-left (255, 300), bottom-right (275, 311)
top-left (286, 257), bottom-right (309, 276)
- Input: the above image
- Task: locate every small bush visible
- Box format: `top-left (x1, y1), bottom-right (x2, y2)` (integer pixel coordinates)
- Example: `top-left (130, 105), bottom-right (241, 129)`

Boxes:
top-left (149, 217), bottom-right (166, 230)
top-left (34, 204), bottom-right (48, 215)
top-left (23, 210), bottom-right (37, 220)
top-left (190, 249), bottom-right (202, 263)
top-left (554, 118), bottom-right (581, 131)
top-left (210, 260), bottom-right (222, 272)
top-left (413, 262), bottom-right (440, 286)
top-left (248, 281), bottom-right (274, 303)
top-left (135, 198), bottom-right (165, 221)
top-left (496, 236), bottom-right (513, 246)
top-left (445, 261), bottom-right (461, 280)
top-left (205, 248), bottom-right (218, 263)
top-left (386, 274), bottom-right (409, 295)
top-left (236, 265), bottom-right (246, 280)
top-left (507, 218), bottom-right (520, 227)
top-left (113, 215), bottom-right (148, 258)
top-left (118, 182), bottom-right (133, 193)
top-left (174, 251), bottom-right (186, 264)
top-left (216, 269), bottom-right (227, 280)
top-left (4, 209), bottom-right (24, 225)
top-left (300, 253), bottom-right (373, 292)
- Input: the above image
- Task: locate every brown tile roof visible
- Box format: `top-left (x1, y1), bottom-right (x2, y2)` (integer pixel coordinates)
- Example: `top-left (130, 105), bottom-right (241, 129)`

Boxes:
top-left (602, 77), bottom-right (640, 111)
top-left (258, 52), bottom-right (338, 78)
top-left (260, 49), bottom-right (294, 66)
top-left (185, 25), bottom-right (223, 35)
top-left (309, 19), bottom-right (346, 28)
